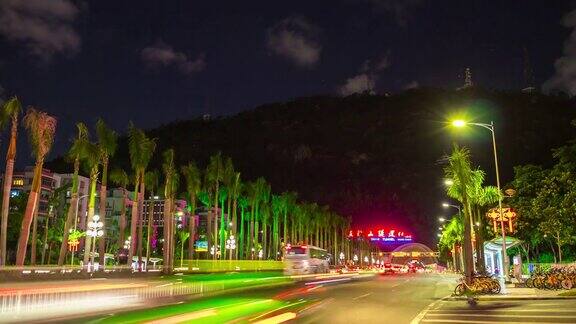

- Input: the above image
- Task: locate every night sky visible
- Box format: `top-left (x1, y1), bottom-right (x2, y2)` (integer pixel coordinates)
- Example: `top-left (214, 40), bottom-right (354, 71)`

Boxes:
top-left (0, 0), bottom-right (575, 164)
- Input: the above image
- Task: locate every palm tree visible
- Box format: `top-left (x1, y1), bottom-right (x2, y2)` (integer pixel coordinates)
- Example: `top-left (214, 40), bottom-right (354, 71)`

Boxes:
top-left (95, 119), bottom-right (117, 267)
top-left (15, 108), bottom-right (57, 266)
top-left (229, 172), bottom-right (241, 259)
top-left (178, 231), bottom-right (190, 268)
top-left (58, 123), bottom-right (89, 266)
top-left (127, 123), bottom-right (156, 267)
top-left (281, 192), bottom-right (296, 248)
top-left (0, 97), bottom-right (21, 266)
top-left (238, 196), bottom-right (248, 259)
top-left (444, 145), bottom-right (475, 282)
top-left (181, 162), bottom-right (201, 259)
top-left (205, 153), bottom-right (223, 260)
top-left (144, 169), bottom-right (159, 267)
top-left (109, 168), bottom-right (130, 249)
top-left (162, 149), bottom-right (178, 273)
top-left (82, 141), bottom-right (101, 266)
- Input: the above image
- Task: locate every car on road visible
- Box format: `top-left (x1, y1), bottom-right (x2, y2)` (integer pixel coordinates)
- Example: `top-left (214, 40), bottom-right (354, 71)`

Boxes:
top-left (284, 245), bottom-right (330, 275)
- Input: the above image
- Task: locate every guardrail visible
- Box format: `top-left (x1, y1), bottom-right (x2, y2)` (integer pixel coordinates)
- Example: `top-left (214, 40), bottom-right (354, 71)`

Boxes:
top-left (0, 280), bottom-right (226, 316)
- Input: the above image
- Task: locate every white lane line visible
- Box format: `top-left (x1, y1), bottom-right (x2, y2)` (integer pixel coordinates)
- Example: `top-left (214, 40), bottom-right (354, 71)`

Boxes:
top-left (428, 308), bottom-right (576, 313)
top-left (422, 320), bottom-right (561, 324)
top-left (426, 313), bottom-right (576, 319)
top-left (352, 293), bottom-right (372, 300)
top-left (410, 295), bottom-right (451, 324)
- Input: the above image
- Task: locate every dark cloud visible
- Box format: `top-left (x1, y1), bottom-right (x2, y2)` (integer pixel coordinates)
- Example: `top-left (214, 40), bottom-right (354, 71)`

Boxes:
top-left (266, 16), bottom-right (322, 67)
top-left (141, 42), bottom-right (206, 75)
top-left (0, 0), bottom-right (81, 60)
top-left (363, 0), bottom-right (424, 26)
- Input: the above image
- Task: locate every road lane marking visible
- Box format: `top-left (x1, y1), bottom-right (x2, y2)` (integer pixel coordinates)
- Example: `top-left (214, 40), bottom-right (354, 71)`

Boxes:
top-left (352, 293), bottom-right (372, 300)
top-left (254, 312), bottom-right (296, 324)
top-left (304, 277), bottom-right (351, 285)
top-left (145, 309), bottom-right (216, 324)
top-left (426, 313), bottom-right (576, 319)
top-left (250, 300), bottom-right (307, 321)
top-left (421, 320), bottom-right (561, 324)
top-left (428, 308), bottom-right (576, 313)
top-left (410, 295), bottom-right (451, 324)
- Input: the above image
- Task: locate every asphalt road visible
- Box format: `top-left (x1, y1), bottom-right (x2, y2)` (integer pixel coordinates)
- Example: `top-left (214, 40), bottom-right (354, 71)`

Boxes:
top-left (23, 272), bottom-right (576, 323)
top-left (294, 273), bottom-right (456, 324)
top-left (418, 298), bottom-right (576, 323)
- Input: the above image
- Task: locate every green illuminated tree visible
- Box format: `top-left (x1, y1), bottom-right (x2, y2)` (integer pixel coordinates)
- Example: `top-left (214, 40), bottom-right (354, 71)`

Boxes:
top-left (109, 168), bottom-right (130, 249)
top-left (58, 122), bottom-right (89, 266)
top-left (444, 145), bottom-right (474, 282)
top-left (127, 123), bottom-right (156, 267)
top-left (96, 119), bottom-right (117, 266)
top-left (181, 162), bottom-right (201, 259)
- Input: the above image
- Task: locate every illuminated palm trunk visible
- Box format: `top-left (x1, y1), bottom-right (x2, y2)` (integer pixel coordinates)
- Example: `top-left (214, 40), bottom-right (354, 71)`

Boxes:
top-left (83, 172), bottom-right (98, 266)
top-left (98, 159), bottom-right (109, 267)
top-left (58, 159), bottom-right (80, 266)
top-left (118, 188), bottom-right (127, 249)
top-left (0, 117), bottom-right (17, 266)
top-left (145, 194), bottom-right (155, 269)
top-left (187, 193), bottom-right (196, 259)
top-left (137, 178), bottom-right (145, 268)
top-left (127, 175), bottom-right (140, 265)
top-left (15, 160), bottom-right (43, 266)
top-left (30, 202), bottom-right (39, 265)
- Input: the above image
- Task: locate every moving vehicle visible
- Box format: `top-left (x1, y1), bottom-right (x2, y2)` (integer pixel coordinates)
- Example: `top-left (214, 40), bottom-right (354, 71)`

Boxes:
top-left (284, 245), bottom-right (330, 275)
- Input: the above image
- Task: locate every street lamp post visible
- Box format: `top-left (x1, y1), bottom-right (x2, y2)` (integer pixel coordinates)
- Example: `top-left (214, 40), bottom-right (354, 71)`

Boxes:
top-left (86, 214), bottom-right (104, 272)
top-left (452, 120), bottom-right (509, 282)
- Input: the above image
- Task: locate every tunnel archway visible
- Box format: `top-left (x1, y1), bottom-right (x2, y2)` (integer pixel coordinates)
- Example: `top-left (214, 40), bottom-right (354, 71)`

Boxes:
top-left (390, 243), bottom-right (438, 265)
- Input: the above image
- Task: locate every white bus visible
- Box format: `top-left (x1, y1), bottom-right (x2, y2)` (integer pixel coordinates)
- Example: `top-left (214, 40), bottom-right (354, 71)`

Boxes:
top-left (284, 245), bottom-right (330, 275)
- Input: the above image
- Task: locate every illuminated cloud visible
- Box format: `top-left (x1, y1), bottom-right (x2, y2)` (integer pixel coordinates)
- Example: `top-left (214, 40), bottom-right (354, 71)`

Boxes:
top-left (141, 42), bottom-right (206, 75)
top-left (0, 0), bottom-right (81, 60)
top-left (543, 10), bottom-right (576, 95)
top-left (339, 74), bottom-right (376, 96)
top-left (266, 16), bottom-right (322, 67)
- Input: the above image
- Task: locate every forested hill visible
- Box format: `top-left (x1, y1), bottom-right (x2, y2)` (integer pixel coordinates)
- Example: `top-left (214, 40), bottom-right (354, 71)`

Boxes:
top-left (47, 88), bottom-right (576, 245)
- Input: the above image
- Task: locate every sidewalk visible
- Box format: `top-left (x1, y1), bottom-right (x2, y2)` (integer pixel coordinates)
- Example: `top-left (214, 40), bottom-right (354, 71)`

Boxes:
top-left (448, 283), bottom-right (576, 301)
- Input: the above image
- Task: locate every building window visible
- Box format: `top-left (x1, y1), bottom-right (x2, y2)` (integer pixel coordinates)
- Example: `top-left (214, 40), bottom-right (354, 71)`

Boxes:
top-left (13, 179), bottom-right (24, 186)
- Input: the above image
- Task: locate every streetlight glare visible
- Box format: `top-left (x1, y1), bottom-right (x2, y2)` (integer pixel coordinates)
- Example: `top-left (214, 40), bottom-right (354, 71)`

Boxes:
top-left (452, 120), bottom-right (466, 127)
top-left (438, 217), bottom-right (445, 222)
top-left (441, 203), bottom-right (449, 207)
top-left (444, 179), bottom-right (454, 186)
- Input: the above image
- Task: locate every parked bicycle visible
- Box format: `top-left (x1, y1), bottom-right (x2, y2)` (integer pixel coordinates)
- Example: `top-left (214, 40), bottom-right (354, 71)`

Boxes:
top-left (453, 273), bottom-right (501, 296)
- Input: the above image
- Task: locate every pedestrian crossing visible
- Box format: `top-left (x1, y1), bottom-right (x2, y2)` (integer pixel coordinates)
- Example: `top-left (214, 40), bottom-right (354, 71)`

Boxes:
top-left (418, 299), bottom-right (576, 323)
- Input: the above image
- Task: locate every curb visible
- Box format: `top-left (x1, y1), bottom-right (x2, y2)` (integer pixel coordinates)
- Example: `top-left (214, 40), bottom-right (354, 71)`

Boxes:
top-left (446, 295), bottom-right (576, 301)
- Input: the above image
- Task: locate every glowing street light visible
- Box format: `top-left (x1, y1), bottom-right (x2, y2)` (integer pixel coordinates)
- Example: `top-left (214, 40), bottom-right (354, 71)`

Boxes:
top-left (450, 119), bottom-right (509, 282)
top-left (444, 179), bottom-right (454, 186)
top-left (258, 249), bottom-right (263, 260)
top-left (225, 235), bottom-right (236, 260)
top-left (437, 233), bottom-right (442, 237)
top-left (339, 252), bottom-right (345, 263)
top-left (353, 254), bottom-right (358, 262)
top-left (452, 120), bottom-right (466, 127)
top-left (438, 217), bottom-right (446, 222)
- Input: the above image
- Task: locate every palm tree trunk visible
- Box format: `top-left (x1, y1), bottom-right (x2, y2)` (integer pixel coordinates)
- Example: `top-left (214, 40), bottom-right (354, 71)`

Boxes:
top-left (15, 160), bottom-right (43, 266)
top-left (239, 207), bottom-right (245, 259)
top-left (213, 183), bottom-right (219, 260)
top-left (30, 205), bottom-right (39, 265)
top-left (231, 198), bottom-right (237, 259)
top-left (137, 174), bottom-right (145, 270)
top-left (163, 197), bottom-right (172, 274)
top-left (187, 196), bottom-right (196, 259)
top-left (0, 122), bottom-right (16, 266)
top-left (41, 215), bottom-right (49, 264)
top-left (119, 188), bottom-right (127, 248)
top-left (127, 175), bottom-right (140, 266)
top-left (83, 172), bottom-right (98, 267)
top-left (145, 193), bottom-right (154, 270)
top-left (58, 199), bottom-right (77, 266)
top-left (98, 161), bottom-right (108, 267)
